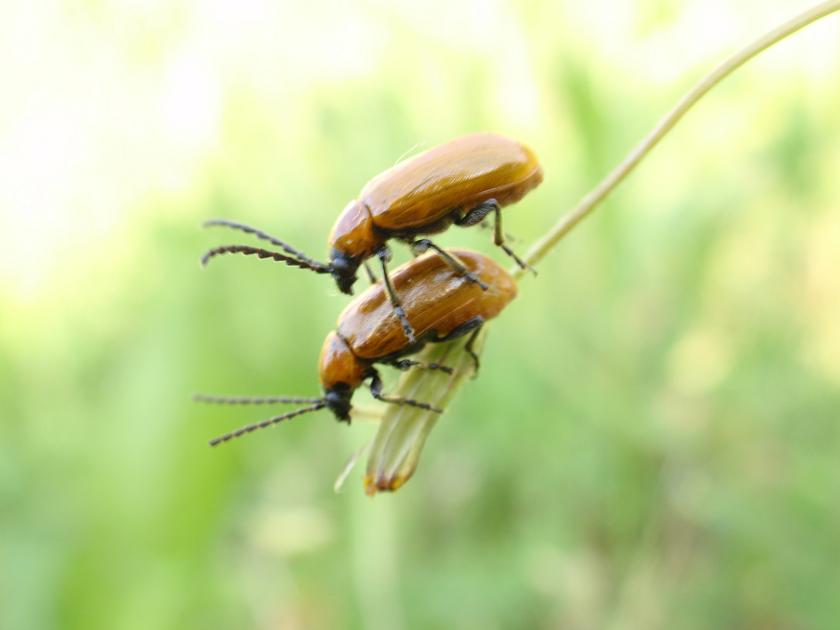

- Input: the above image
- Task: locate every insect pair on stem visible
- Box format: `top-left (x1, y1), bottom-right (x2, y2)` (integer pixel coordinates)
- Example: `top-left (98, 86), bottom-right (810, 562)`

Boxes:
top-left (197, 133), bottom-right (542, 445)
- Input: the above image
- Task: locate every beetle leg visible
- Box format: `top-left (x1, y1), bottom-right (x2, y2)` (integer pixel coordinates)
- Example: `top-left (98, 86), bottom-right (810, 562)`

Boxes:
top-left (463, 326), bottom-right (483, 378)
top-left (387, 358), bottom-right (455, 375)
top-left (454, 200), bottom-right (496, 227)
top-left (378, 248), bottom-right (417, 343)
top-left (369, 371), bottom-right (442, 413)
top-left (363, 260), bottom-right (379, 284)
top-left (434, 316), bottom-right (485, 377)
top-left (493, 205), bottom-right (536, 275)
top-left (478, 218), bottom-right (517, 242)
top-left (410, 240), bottom-right (489, 291)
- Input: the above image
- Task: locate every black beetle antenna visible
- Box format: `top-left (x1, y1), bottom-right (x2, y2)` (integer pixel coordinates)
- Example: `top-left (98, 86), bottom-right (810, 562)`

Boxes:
top-left (193, 394), bottom-right (323, 405)
top-left (204, 219), bottom-right (329, 270)
top-left (208, 402), bottom-right (326, 447)
top-left (200, 245), bottom-right (331, 274)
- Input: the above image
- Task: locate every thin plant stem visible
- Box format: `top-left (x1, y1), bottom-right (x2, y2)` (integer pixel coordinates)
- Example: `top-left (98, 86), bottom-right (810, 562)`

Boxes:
top-left (514, 0), bottom-right (840, 278)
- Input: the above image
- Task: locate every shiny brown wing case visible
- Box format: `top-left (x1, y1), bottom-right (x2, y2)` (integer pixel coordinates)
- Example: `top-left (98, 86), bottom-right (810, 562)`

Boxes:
top-left (337, 249), bottom-right (517, 360)
top-left (360, 133), bottom-right (542, 232)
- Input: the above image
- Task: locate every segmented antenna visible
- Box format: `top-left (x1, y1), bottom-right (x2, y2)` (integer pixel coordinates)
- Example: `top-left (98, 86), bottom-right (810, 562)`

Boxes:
top-left (204, 219), bottom-right (328, 270)
top-left (193, 394), bottom-right (323, 405)
top-left (200, 245), bottom-right (331, 273)
top-left (209, 402), bottom-right (326, 447)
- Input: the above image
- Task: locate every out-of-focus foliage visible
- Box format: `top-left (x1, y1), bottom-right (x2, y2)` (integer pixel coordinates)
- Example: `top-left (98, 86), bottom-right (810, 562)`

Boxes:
top-left (1, 1), bottom-right (839, 628)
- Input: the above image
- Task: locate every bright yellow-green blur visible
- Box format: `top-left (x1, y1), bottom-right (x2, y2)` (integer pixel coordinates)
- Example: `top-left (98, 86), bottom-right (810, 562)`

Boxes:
top-left (1, 1), bottom-right (839, 628)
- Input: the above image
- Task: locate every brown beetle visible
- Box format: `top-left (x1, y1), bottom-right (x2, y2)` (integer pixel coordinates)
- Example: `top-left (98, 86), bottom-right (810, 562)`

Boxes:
top-left (200, 132), bottom-right (541, 341)
top-left (197, 249), bottom-right (517, 446)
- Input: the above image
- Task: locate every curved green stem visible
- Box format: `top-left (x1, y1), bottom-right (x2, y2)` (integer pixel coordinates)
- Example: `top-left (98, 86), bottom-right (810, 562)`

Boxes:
top-left (514, 0), bottom-right (840, 278)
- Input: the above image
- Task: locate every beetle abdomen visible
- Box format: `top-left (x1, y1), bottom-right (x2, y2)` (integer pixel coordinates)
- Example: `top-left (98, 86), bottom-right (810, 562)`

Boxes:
top-left (361, 133), bottom-right (542, 232)
top-left (337, 249), bottom-right (517, 360)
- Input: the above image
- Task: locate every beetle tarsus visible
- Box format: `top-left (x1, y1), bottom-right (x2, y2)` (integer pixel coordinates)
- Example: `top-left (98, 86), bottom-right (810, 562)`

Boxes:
top-left (464, 326), bottom-right (483, 378)
top-left (389, 359), bottom-right (454, 375)
top-left (432, 316), bottom-right (485, 378)
top-left (394, 305), bottom-right (416, 344)
top-left (369, 372), bottom-right (442, 413)
top-left (411, 239), bottom-right (489, 291)
top-left (463, 271), bottom-right (490, 291)
top-left (490, 205), bottom-right (535, 275)
top-left (377, 396), bottom-right (443, 414)
top-left (502, 243), bottom-right (536, 275)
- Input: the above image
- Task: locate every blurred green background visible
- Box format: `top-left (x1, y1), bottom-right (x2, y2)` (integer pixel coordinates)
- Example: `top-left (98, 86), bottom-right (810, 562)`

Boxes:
top-left (2, 1), bottom-right (839, 628)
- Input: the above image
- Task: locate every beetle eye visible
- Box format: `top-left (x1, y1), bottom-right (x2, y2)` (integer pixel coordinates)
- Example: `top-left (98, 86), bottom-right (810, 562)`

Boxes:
top-left (331, 256), bottom-right (349, 273)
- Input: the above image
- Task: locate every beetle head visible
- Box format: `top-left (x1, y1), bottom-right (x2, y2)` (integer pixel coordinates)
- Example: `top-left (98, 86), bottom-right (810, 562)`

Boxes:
top-left (327, 200), bottom-right (383, 294)
top-left (329, 249), bottom-right (361, 295)
top-left (318, 331), bottom-right (367, 420)
top-left (324, 384), bottom-right (354, 422)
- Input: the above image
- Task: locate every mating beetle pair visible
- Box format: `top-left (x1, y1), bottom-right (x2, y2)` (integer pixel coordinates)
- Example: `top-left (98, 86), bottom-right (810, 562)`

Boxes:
top-left (198, 133), bottom-right (542, 445)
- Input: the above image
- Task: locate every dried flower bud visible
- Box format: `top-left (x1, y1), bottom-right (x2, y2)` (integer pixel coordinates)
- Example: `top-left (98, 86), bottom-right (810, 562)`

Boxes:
top-left (364, 331), bottom-right (486, 494)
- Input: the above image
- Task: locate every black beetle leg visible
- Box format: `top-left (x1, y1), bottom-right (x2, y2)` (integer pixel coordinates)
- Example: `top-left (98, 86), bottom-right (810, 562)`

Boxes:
top-left (463, 326), bottom-right (483, 378)
top-left (434, 316), bottom-right (485, 377)
top-left (369, 370), bottom-right (442, 413)
top-left (454, 200), bottom-right (496, 227)
top-left (477, 218), bottom-right (517, 242)
top-left (363, 260), bottom-right (379, 285)
top-left (377, 248), bottom-right (416, 343)
top-left (388, 358), bottom-right (454, 375)
top-left (410, 239), bottom-right (489, 291)
top-left (493, 205), bottom-right (535, 275)
top-left (455, 199), bottom-right (535, 275)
